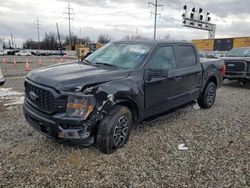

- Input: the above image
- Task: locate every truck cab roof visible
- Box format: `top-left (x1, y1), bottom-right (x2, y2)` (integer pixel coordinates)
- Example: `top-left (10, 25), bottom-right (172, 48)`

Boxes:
top-left (114, 39), bottom-right (192, 46)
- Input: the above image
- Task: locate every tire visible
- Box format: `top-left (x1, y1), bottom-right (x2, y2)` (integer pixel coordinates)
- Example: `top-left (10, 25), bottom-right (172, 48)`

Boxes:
top-left (240, 80), bottom-right (247, 86)
top-left (97, 105), bottom-right (133, 154)
top-left (198, 82), bottom-right (217, 109)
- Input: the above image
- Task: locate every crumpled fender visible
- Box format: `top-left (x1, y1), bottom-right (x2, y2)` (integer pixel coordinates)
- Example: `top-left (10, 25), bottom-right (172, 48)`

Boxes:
top-left (86, 74), bottom-right (144, 122)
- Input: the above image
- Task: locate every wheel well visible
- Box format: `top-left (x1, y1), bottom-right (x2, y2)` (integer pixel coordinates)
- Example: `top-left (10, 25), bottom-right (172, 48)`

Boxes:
top-left (116, 100), bottom-right (138, 122)
top-left (207, 76), bottom-right (217, 87)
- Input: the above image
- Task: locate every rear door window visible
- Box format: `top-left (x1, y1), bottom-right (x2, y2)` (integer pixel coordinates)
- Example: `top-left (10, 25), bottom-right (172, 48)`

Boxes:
top-left (176, 45), bottom-right (197, 68)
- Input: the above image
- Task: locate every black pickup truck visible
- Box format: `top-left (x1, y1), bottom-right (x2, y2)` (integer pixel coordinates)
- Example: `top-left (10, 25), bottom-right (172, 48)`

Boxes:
top-left (222, 47), bottom-right (250, 84)
top-left (23, 40), bottom-right (225, 154)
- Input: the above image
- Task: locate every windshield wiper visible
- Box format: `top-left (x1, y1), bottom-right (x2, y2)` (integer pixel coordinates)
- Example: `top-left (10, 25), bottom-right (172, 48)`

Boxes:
top-left (83, 59), bottom-right (91, 64)
top-left (95, 62), bottom-right (117, 67)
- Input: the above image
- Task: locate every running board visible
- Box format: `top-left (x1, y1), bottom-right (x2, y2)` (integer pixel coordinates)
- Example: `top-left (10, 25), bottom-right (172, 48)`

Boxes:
top-left (142, 101), bottom-right (196, 124)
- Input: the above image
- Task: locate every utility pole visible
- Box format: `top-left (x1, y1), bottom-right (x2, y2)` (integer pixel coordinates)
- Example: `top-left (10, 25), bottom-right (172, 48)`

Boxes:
top-left (10, 33), bottom-right (13, 48)
top-left (148, 0), bottom-right (164, 39)
top-left (64, 3), bottom-right (74, 50)
top-left (35, 17), bottom-right (41, 49)
top-left (56, 23), bottom-right (63, 56)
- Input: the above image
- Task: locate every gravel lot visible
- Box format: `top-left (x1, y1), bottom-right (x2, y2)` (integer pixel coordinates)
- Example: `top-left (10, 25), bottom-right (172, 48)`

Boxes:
top-left (0, 63), bottom-right (249, 187)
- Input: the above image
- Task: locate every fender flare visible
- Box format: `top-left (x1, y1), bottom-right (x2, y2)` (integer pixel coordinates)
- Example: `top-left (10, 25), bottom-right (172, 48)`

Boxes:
top-left (98, 97), bottom-right (140, 122)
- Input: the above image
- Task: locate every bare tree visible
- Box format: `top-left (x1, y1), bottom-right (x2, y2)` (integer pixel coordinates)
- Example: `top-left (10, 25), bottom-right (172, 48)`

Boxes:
top-left (80, 37), bottom-right (91, 44)
top-left (23, 39), bottom-right (38, 49)
top-left (40, 32), bottom-right (59, 50)
top-left (23, 32), bottom-right (59, 50)
top-left (64, 35), bottom-right (78, 46)
top-left (97, 34), bottom-right (111, 44)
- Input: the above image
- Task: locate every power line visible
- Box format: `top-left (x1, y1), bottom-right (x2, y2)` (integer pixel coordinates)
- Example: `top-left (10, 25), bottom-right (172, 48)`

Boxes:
top-left (63, 3), bottom-right (74, 50)
top-left (148, 0), bottom-right (164, 39)
top-left (34, 17), bottom-right (42, 49)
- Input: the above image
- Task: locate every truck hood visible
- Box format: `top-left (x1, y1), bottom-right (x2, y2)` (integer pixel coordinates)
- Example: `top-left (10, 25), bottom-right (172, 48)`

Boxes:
top-left (27, 62), bottom-right (130, 91)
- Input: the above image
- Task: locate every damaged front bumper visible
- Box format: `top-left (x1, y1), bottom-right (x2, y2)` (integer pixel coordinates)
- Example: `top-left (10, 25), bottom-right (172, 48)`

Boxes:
top-left (23, 101), bottom-right (97, 146)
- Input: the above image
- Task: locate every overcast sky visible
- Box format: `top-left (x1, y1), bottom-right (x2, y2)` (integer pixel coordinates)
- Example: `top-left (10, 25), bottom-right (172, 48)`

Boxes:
top-left (0, 0), bottom-right (250, 47)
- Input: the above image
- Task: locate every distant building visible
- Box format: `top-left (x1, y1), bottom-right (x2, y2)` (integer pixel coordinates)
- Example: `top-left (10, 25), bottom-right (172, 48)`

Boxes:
top-left (0, 39), bottom-right (3, 51)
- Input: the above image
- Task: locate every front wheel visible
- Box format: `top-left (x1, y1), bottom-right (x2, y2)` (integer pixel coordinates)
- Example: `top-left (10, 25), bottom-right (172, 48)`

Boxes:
top-left (198, 82), bottom-right (217, 109)
top-left (96, 105), bottom-right (133, 154)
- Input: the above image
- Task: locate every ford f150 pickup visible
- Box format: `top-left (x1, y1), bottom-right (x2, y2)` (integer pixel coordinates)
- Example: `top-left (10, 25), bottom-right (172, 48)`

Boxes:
top-left (23, 40), bottom-right (225, 154)
top-left (222, 47), bottom-right (250, 84)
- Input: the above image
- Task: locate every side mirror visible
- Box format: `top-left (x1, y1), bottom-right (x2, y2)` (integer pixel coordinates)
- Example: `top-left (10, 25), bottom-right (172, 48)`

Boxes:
top-left (146, 68), bottom-right (169, 80)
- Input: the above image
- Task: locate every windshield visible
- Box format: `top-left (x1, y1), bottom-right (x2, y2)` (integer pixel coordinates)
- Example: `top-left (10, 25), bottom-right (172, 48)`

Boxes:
top-left (85, 42), bottom-right (152, 69)
top-left (226, 48), bottom-right (250, 57)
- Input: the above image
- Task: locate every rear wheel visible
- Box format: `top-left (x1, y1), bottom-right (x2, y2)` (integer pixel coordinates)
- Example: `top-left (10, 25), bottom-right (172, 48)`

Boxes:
top-left (198, 82), bottom-right (217, 109)
top-left (96, 105), bottom-right (132, 154)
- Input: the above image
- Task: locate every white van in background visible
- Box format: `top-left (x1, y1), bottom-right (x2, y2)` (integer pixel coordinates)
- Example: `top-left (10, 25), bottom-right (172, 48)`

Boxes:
top-left (0, 65), bottom-right (5, 86)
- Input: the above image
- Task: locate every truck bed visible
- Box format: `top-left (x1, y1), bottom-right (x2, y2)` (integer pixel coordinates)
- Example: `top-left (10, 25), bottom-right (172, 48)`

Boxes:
top-left (200, 58), bottom-right (225, 89)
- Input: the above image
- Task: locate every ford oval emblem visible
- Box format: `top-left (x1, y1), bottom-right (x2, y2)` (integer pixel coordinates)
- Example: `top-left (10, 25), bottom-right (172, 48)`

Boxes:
top-left (29, 91), bottom-right (38, 101)
top-left (228, 64), bottom-right (235, 67)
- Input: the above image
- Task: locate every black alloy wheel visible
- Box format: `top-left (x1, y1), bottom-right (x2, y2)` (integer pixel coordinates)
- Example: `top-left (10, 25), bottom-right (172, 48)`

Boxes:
top-left (97, 105), bottom-right (133, 154)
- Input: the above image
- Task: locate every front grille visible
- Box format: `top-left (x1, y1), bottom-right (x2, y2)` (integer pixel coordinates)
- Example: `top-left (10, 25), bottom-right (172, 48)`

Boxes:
top-left (225, 61), bottom-right (247, 72)
top-left (25, 81), bottom-right (55, 113)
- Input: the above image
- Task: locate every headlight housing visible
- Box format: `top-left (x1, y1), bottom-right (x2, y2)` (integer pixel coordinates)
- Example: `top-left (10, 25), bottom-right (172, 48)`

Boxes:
top-left (66, 94), bottom-right (95, 119)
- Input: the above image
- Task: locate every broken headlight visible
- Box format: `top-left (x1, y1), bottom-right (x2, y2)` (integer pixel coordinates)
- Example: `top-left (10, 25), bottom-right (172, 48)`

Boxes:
top-left (66, 94), bottom-right (95, 119)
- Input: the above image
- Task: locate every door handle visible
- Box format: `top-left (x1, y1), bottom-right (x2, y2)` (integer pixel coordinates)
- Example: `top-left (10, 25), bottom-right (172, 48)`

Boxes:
top-left (174, 76), bottom-right (182, 81)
